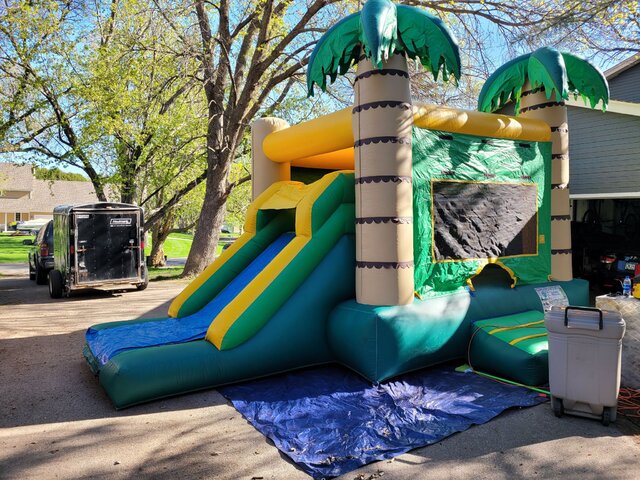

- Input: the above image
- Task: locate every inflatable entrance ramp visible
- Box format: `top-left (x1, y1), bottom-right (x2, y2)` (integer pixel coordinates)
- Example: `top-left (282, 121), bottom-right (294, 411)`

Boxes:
top-left (83, 172), bottom-right (356, 408)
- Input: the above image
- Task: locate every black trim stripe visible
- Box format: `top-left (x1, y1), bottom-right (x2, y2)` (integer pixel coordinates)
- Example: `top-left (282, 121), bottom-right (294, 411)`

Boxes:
top-left (355, 217), bottom-right (412, 225)
top-left (521, 87), bottom-right (545, 97)
top-left (551, 249), bottom-right (572, 255)
top-left (355, 69), bottom-right (409, 81)
top-left (354, 136), bottom-right (411, 147)
top-left (520, 101), bottom-right (565, 113)
top-left (356, 261), bottom-right (414, 269)
top-left (352, 101), bottom-right (412, 114)
top-left (552, 154), bottom-right (569, 160)
top-left (550, 126), bottom-right (569, 133)
top-left (355, 175), bottom-right (412, 184)
top-left (551, 183), bottom-right (568, 189)
top-left (551, 215), bottom-right (571, 221)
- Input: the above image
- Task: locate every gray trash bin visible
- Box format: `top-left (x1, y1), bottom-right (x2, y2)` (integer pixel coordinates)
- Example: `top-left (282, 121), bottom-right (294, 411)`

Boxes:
top-left (545, 306), bottom-right (626, 425)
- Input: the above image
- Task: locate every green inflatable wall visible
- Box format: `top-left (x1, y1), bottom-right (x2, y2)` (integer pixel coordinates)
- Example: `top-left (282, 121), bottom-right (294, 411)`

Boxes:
top-left (412, 128), bottom-right (552, 295)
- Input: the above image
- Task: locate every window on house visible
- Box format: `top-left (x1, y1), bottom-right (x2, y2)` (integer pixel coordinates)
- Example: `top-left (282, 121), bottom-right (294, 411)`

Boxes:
top-left (15, 213), bottom-right (21, 221)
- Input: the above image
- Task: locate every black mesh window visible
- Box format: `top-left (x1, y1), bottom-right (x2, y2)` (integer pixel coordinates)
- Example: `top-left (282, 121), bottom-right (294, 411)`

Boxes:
top-left (432, 181), bottom-right (538, 261)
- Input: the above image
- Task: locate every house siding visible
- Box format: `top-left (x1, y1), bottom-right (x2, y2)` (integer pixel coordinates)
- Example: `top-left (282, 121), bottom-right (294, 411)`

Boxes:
top-left (608, 64), bottom-right (640, 103)
top-left (568, 106), bottom-right (640, 196)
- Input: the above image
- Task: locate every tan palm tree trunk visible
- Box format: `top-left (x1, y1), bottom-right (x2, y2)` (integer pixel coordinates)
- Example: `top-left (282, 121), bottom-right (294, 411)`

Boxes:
top-left (519, 80), bottom-right (572, 281)
top-left (352, 53), bottom-right (414, 305)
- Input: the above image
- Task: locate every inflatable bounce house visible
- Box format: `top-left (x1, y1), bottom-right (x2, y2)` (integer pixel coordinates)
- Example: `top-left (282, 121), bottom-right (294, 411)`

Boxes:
top-left (83, 0), bottom-right (609, 408)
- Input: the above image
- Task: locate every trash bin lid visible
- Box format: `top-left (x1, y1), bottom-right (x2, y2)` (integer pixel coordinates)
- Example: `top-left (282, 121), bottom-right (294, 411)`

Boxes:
top-left (545, 306), bottom-right (626, 340)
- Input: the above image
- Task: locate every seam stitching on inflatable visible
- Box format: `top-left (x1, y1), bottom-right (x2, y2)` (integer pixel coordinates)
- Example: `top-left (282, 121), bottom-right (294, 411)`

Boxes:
top-left (356, 261), bottom-right (414, 269)
top-left (352, 101), bottom-right (412, 113)
top-left (520, 101), bottom-right (565, 113)
top-left (354, 69), bottom-right (409, 81)
top-left (355, 175), bottom-right (412, 184)
top-left (355, 217), bottom-right (413, 224)
top-left (354, 136), bottom-right (412, 147)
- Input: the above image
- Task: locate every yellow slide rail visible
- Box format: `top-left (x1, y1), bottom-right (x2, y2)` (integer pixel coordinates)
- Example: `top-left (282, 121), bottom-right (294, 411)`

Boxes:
top-left (205, 171), bottom-right (346, 348)
top-left (168, 181), bottom-right (298, 318)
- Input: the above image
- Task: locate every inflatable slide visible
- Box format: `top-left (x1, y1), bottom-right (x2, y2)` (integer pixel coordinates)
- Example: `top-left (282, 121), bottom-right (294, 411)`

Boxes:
top-left (84, 172), bottom-right (356, 408)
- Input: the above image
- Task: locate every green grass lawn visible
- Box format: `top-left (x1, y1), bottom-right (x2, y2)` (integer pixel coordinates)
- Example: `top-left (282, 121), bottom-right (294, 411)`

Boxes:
top-left (145, 233), bottom-right (229, 259)
top-left (148, 266), bottom-right (184, 281)
top-left (0, 233), bottom-right (36, 264)
top-left (145, 232), bottom-right (194, 258)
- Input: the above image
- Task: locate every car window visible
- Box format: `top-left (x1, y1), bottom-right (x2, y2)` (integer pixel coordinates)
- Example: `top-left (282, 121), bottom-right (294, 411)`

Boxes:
top-left (44, 221), bottom-right (54, 245)
top-left (36, 225), bottom-right (46, 243)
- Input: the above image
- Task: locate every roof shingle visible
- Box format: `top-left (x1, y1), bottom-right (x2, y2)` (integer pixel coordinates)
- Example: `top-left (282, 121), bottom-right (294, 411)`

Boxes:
top-left (0, 162), bottom-right (34, 192)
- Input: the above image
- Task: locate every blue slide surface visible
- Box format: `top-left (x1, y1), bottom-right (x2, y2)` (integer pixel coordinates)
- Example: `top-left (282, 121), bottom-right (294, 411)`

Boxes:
top-left (86, 233), bottom-right (295, 366)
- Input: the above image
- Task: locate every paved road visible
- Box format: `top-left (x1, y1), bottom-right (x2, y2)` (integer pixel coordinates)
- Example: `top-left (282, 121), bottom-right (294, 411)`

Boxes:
top-left (1, 273), bottom-right (639, 479)
top-left (0, 263), bottom-right (28, 276)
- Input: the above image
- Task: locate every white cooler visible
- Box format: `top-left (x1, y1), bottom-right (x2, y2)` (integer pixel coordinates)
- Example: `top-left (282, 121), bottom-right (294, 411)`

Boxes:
top-left (545, 306), bottom-right (626, 425)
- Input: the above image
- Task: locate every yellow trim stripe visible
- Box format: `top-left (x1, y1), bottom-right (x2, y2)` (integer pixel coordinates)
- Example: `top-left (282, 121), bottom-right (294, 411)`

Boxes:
top-left (292, 148), bottom-right (354, 170)
top-left (263, 103), bottom-right (550, 165)
top-left (263, 109), bottom-right (352, 164)
top-left (412, 104), bottom-right (551, 142)
top-left (206, 172), bottom-right (344, 348)
top-left (167, 181), bottom-right (293, 318)
top-left (509, 333), bottom-right (548, 345)
top-left (488, 319), bottom-right (545, 335)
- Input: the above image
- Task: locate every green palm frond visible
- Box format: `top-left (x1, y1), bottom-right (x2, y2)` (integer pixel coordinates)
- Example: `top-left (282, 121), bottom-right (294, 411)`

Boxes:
top-left (396, 5), bottom-right (460, 82)
top-left (561, 52), bottom-right (609, 110)
top-left (478, 47), bottom-right (610, 114)
top-left (306, 13), bottom-right (362, 97)
top-left (477, 54), bottom-right (529, 113)
top-left (527, 47), bottom-right (568, 101)
top-left (361, 0), bottom-right (398, 68)
top-left (307, 0), bottom-right (461, 96)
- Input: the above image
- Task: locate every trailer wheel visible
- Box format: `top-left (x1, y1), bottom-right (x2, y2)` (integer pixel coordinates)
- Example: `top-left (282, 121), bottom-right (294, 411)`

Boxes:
top-left (49, 270), bottom-right (63, 299)
top-left (35, 265), bottom-right (47, 285)
top-left (551, 396), bottom-right (564, 418)
top-left (136, 266), bottom-right (149, 291)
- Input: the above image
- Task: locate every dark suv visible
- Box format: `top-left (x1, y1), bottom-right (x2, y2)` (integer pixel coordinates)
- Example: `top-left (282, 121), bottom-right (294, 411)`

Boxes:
top-left (27, 220), bottom-right (54, 284)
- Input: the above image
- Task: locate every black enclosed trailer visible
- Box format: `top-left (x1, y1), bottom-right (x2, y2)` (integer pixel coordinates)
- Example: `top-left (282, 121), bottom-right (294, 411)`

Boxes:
top-left (48, 203), bottom-right (148, 298)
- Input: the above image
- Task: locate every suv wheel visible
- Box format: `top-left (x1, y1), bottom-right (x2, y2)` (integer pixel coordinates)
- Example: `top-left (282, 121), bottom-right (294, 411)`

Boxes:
top-left (35, 265), bottom-right (47, 285)
top-left (49, 270), bottom-right (64, 298)
top-left (29, 261), bottom-right (36, 281)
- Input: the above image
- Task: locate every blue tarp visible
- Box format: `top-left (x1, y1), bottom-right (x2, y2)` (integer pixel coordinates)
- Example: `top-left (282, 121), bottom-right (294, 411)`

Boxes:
top-left (85, 233), bottom-right (295, 366)
top-left (219, 365), bottom-right (546, 479)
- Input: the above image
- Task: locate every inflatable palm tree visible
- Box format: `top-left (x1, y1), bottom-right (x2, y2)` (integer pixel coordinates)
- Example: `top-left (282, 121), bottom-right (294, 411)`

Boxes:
top-left (478, 47), bottom-right (609, 281)
top-left (307, 0), bottom-right (460, 305)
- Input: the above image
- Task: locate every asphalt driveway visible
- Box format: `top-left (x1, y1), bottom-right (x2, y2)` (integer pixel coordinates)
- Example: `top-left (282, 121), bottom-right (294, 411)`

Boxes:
top-left (1, 272), bottom-right (639, 479)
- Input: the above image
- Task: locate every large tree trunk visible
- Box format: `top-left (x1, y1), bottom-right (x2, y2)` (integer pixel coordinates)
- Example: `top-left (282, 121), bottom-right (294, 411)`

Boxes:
top-left (352, 54), bottom-right (414, 305)
top-left (181, 158), bottom-right (230, 277)
top-left (149, 210), bottom-right (175, 267)
top-left (519, 80), bottom-right (572, 281)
